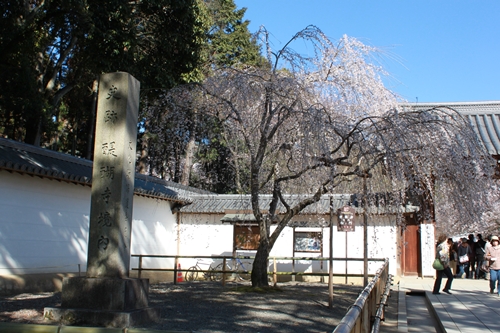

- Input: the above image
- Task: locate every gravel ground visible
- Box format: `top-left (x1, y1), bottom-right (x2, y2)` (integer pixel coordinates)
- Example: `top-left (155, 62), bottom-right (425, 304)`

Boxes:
top-left (0, 281), bottom-right (365, 332)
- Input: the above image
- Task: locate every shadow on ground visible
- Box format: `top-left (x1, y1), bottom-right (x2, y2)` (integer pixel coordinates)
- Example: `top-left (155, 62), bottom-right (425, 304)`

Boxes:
top-left (1, 281), bottom-right (364, 332)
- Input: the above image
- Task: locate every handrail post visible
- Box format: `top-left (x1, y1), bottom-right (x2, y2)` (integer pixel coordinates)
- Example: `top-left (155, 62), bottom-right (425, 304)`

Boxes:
top-left (363, 297), bottom-right (370, 333)
top-left (138, 255), bottom-right (143, 279)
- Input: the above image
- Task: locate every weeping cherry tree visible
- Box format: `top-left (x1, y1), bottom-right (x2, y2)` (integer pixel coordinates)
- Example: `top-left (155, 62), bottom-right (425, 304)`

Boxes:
top-left (196, 26), bottom-right (494, 287)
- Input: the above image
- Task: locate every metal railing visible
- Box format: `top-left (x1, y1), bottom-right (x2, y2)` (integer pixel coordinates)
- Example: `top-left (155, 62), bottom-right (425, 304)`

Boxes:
top-left (370, 273), bottom-right (393, 333)
top-left (332, 259), bottom-right (392, 333)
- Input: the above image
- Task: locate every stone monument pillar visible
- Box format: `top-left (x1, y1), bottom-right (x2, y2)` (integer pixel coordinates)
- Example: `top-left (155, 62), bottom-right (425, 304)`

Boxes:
top-left (44, 72), bottom-right (157, 327)
top-left (87, 71), bottom-right (138, 278)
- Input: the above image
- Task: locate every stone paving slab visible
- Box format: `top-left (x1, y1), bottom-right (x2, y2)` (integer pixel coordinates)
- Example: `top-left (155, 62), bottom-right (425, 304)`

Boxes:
top-left (400, 277), bottom-right (498, 333)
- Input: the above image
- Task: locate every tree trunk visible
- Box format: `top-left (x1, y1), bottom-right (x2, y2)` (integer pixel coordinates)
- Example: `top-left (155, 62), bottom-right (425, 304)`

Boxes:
top-left (180, 107), bottom-right (198, 186)
top-left (251, 239), bottom-right (271, 287)
top-left (181, 135), bottom-right (196, 185)
top-left (25, 115), bottom-right (42, 146)
top-left (137, 135), bottom-right (150, 174)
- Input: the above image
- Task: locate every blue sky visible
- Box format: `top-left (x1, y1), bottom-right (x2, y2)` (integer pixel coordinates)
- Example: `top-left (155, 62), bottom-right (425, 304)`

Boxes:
top-left (235, 0), bottom-right (500, 103)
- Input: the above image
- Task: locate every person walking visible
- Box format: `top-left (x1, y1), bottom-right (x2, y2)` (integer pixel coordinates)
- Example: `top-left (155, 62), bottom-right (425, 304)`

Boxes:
top-left (433, 234), bottom-right (453, 295)
top-left (485, 235), bottom-right (493, 280)
top-left (475, 234), bottom-right (487, 279)
top-left (455, 238), bottom-right (473, 278)
top-left (485, 235), bottom-right (500, 295)
top-left (467, 234), bottom-right (476, 278)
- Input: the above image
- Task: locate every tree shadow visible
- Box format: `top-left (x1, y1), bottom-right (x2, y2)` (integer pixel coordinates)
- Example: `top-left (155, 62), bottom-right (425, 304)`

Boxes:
top-left (0, 292), bottom-right (60, 323)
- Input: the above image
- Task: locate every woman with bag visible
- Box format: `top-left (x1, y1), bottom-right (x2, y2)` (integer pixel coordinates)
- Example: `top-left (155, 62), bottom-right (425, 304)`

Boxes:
top-left (485, 235), bottom-right (500, 295)
top-left (433, 234), bottom-right (454, 295)
top-left (455, 238), bottom-right (472, 278)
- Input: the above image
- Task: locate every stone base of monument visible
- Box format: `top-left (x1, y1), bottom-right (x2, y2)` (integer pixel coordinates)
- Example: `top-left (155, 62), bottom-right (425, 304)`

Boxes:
top-left (43, 276), bottom-right (159, 327)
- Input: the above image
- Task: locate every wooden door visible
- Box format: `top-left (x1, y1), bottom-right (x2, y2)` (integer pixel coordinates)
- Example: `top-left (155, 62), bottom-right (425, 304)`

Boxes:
top-left (401, 219), bottom-right (421, 276)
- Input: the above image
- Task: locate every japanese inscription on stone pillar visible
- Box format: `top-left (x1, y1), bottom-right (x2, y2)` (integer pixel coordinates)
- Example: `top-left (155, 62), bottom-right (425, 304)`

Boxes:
top-left (87, 72), bottom-right (140, 278)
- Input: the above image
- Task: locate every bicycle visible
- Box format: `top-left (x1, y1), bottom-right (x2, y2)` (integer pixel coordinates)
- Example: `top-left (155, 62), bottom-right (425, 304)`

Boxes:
top-left (185, 259), bottom-right (218, 282)
top-left (213, 257), bottom-right (252, 281)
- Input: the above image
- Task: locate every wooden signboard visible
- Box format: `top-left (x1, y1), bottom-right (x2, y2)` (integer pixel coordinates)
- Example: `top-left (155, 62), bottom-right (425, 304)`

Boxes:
top-left (337, 205), bottom-right (355, 232)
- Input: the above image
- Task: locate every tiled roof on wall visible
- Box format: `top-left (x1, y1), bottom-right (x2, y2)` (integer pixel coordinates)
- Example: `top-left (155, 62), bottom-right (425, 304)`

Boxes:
top-left (180, 194), bottom-right (352, 214)
top-left (0, 138), bottom-right (211, 204)
top-left (180, 194), bottom-right (419, 215)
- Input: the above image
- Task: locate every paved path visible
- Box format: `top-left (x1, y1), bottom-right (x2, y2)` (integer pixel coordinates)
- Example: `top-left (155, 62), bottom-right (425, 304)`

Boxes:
top-left (397, 276), bottom-right (499, 333)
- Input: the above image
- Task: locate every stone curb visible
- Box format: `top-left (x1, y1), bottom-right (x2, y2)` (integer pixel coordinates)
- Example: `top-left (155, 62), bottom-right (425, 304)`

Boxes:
top-left (396, 284), bottom-right (408, 333)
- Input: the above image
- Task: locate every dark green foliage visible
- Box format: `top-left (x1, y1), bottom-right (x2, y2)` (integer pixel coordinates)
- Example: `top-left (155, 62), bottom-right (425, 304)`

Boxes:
top-left (190, 117), bottom-right (242, 193)
top-left (136, 0), bottom-right (266, 192)
top-left (204, 0), bottom-right (265, 69)
top-left (0, 0), bottom-right (210, 148)
top-left (0, 0), bottom-right (264, 194)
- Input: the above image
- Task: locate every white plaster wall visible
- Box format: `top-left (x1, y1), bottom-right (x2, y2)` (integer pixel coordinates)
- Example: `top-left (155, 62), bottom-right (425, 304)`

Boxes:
top-left (129, 196), bottom-right (176, 270)
top-left (269, 226), bottom-right (324, 275)
top-left (0, 171), bottom-right (90, 274)
top-left (178, 212), bottom-right (399, 277)
top-left (0, 168), bottom-right (399, 278)
top-left (276, 218), bottom-right (397, 276)
top-left (420, 224), bottom-right (435, 277)
top-left (178, 213), bottom-right (234, 268)
top-left (0, 171), bottom-right (178, 275)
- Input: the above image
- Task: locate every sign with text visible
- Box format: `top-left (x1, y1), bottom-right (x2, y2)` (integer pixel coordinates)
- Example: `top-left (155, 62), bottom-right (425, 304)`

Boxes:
top-left (294, 232), bottom-right (322, 253)
top-left (337, 206), bottom-right (356, 232)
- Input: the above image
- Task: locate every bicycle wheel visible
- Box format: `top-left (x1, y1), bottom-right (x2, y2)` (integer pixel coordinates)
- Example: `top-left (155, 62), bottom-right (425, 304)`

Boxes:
top-left (207, 266), bottom-right (218, 281)
top-left (236, 262), bottom-right (252, 281)
top-left (185, 266), bottom-right (198, 282)
top-left (213, 263), bottom-right (229, 282)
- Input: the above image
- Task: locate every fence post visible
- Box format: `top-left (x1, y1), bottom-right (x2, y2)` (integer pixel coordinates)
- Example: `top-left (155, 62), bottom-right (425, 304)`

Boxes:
top-left (273, 257), bottom-right (277, 286)
top-left (174, 256), bottom-right (179, 285)
top-left (138, 255), bottom-right (143, 279)
top-left (222, 257), bottom-right (227, 287)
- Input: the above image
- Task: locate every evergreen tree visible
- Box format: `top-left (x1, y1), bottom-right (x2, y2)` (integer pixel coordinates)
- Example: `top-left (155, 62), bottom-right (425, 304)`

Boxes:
top-left (138, 0), bottom-right (267, 190)
top-left (0, 0), bottom-right (211, 148)
top-left (204, 0), bottom-right (266, 69)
